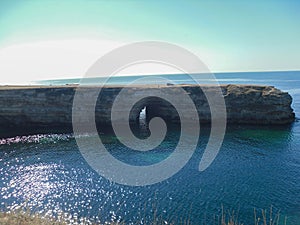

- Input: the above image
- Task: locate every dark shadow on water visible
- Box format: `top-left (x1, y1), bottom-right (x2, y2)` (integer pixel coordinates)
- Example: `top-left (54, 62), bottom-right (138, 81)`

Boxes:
top-left (0, 125), bottom-right (73, 139)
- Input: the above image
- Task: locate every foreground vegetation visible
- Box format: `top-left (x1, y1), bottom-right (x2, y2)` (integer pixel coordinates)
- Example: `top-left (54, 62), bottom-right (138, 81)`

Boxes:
top-left (0, 207), bottom-right (287, 225)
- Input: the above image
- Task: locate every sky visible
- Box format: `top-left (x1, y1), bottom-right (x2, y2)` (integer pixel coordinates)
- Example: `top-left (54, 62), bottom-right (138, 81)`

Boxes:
top-left (0, 0), bottom-right (299, 84)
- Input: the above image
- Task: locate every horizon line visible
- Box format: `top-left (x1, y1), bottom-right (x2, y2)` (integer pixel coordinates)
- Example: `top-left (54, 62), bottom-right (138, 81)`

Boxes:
top-left (39, 69), bottom-right (300, 82)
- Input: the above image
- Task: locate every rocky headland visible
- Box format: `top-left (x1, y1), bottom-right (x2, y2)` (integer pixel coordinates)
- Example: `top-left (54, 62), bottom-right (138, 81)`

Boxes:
top-left (0, 84), bottom-right (295, 133)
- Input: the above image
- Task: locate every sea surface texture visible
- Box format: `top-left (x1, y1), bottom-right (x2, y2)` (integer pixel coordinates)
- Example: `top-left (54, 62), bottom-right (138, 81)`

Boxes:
top-left (0, 71), bottom-right (299, 224)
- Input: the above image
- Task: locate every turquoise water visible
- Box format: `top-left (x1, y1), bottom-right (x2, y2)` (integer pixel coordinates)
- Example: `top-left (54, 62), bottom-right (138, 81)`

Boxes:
top-left (1, 71), bottom-right (300, 224)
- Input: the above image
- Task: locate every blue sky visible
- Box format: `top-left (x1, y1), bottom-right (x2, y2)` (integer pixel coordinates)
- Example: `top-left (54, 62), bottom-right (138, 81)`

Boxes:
top-left (0, 0), bottom-right (299, 83)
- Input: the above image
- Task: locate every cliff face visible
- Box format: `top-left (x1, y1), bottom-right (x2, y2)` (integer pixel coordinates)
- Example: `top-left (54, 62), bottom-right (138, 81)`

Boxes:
top-left (0, 84), bottom-right (295, 130)
top-left (135, 85), bottom-right (295, 125)
top-left (222, 85), bottom-right (295, 124)
top-left (0, 87), bottom-right (76, 128)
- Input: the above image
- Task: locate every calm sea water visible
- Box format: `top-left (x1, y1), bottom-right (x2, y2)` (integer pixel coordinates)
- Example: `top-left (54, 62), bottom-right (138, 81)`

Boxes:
top-left (1, 71), bottom-right (299, 224)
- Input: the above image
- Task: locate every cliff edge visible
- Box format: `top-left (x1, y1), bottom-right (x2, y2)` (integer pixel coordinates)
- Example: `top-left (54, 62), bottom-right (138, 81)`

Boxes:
top-left (0, 84), bottom-right (295, 131)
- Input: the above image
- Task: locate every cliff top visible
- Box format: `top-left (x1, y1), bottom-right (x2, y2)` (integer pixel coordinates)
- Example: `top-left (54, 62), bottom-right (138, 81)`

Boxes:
top-left (0, 84), bottom-right (274, 90)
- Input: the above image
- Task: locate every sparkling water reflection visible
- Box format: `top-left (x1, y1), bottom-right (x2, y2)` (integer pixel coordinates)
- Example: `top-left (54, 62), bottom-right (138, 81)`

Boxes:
top-left (0, 124), bottom-right (299, 224)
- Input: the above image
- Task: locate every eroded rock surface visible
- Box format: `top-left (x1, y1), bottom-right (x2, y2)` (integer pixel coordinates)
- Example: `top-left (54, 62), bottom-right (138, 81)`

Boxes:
top-left (0, 84), bottom-right (295, 131)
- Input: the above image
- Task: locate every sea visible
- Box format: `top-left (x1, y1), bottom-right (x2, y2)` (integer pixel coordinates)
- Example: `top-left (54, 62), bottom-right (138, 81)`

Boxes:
top-left (0, 71), bottom-right (299, 224)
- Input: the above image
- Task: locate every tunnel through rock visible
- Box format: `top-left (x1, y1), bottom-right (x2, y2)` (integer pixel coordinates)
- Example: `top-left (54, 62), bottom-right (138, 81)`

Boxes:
top-left (129, 97), bottom-right (180, 138)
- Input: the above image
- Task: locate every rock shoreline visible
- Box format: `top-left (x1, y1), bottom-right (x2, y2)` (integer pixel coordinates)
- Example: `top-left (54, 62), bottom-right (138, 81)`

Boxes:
top-left (0, 84), bottom-right (295, 131)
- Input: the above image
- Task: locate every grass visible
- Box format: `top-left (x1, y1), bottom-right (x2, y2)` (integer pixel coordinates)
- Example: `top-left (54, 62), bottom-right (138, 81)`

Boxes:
top-left (0, 206), bottom-right (288, 225)
top-left (0, 211), bottom-right (66, 225)
top-left (0, 207), bottom-right (124, 225)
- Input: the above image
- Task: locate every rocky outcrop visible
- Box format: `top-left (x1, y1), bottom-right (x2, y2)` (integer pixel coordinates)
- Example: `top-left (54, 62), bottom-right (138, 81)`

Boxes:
top-left (0, 85), bottom-right (295, 131)
top-left (222, 85), bottom-right (295, 124)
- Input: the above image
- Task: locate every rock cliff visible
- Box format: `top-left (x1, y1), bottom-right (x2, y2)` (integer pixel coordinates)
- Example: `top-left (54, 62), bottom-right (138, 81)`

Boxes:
top-left (0, 84), bottom-right (295, 131)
